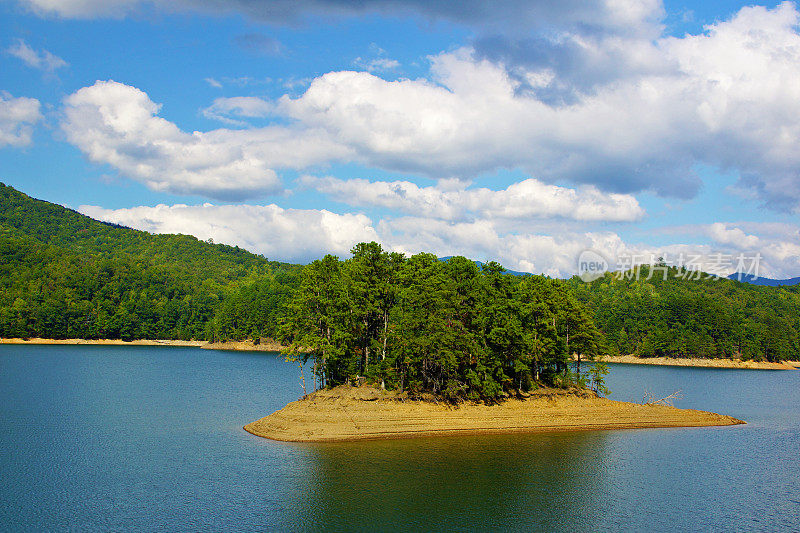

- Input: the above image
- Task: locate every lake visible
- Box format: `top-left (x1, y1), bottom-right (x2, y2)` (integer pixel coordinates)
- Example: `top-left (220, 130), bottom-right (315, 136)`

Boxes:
top-left (1, 345), bottom-right (798, 531)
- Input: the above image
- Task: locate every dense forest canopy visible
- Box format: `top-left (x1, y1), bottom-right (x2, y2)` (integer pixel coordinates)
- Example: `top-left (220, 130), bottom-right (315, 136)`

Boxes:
top-left (569, 266), bottom-right (800, 363)
top-left (278, 243), bottom-right (605, 400)
top-left (0, 183), bottom-right (301, 340)
top-left (1, 183), bottom-right (797, 374)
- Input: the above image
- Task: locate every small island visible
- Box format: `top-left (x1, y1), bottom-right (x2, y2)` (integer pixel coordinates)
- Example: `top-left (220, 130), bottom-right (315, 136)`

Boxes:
top-left (247, 244), bottom-right (745, 442)
top-left (245, 385), bottom-right (743, 442)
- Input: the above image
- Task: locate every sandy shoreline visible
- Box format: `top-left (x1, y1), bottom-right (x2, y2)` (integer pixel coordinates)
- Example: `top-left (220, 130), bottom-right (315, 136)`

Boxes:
top-left (0, 337), bottom-right (207, 347)
top-left (0, 337), bottom-right (285, 352)
top-left (3, 339), bottom-right (794, 368)
top-left (598, 354), bottom-right (798, 370)
top-left (201, 339), bottom-right (285, 352)
top-left (244, 385), bottom-right (744, 442)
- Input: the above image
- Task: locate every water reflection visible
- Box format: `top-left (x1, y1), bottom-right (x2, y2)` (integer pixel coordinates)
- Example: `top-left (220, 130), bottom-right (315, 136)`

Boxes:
top-left (294, 431), bottom-right (611, 532)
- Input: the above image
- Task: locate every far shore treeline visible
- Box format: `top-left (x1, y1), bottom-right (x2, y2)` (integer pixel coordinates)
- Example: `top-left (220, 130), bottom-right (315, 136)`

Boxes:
top-left (1, 183), bottom-right (799, 379)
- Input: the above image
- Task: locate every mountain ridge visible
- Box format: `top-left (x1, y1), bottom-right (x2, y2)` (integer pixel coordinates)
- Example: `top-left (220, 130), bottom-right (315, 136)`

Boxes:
top-left (727, 272), bottom-right (800, 286)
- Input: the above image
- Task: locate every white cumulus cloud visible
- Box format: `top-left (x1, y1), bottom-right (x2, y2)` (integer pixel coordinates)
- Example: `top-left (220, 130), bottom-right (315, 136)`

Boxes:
top-left (77, 199), bottom-right (647, 275)
top-left (0, 92), bottom-right (42, 147)
top-left (301, 175), bottom-right (644, 222)
top-left (77, 199), bottom-right (800, 278)
top-left (661, 221), bottom-right (800, 278)
top-left (55, 3), bottom-right (800, 212)
top-left (707, 223), bottom-right (761, 249)
top-left (277, 4), bottom-right (800, 210)
top-left (79, 203), bottom-right (379, 262)
top-left (61, 81), bottom-right (349, 199)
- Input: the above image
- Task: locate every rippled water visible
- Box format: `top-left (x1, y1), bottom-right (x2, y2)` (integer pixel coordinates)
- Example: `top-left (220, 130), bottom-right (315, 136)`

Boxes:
top-left (1, 345), bottom-right (798, 531)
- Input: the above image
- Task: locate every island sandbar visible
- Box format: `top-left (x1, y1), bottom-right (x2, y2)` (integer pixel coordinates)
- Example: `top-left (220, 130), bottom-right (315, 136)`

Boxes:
top-left (244, 385), bottom-right (744, 442)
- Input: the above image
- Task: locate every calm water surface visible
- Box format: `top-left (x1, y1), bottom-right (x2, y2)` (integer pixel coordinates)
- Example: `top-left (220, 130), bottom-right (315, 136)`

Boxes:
top-left (1, 345), bottom-right (798, 531)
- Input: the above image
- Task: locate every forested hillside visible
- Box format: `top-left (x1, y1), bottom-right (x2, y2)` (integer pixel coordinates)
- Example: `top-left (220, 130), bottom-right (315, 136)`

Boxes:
top-left (1, 183), bottom-right (797, 365)
top-left (570, 266), bottom-right (800, 362)
top-left (0, 183), bottom-right (301, 340)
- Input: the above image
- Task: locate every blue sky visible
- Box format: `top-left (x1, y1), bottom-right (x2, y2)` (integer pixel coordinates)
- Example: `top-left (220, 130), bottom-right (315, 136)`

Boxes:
top-left (1, 0), bottom-right (799, 277)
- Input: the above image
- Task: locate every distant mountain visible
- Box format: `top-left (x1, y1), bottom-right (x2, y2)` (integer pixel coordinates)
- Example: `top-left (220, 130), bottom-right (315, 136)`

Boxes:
top-left (439, 256), bottom-right (533, 277)
top-left (728, 273), bottom-right (800, 286)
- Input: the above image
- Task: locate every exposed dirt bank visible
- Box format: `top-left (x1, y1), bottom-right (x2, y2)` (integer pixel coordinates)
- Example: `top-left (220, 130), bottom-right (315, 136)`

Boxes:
top-left (597, 354), bottom-right (796, 370)
top-left (200, 339), bottom-right (285, 352)
top-left (244, 385), bottom-right (744, 442)
top-left (0, 337), bottom-right (206, 347)
top-left (0, 337), bottom-right (287, 352)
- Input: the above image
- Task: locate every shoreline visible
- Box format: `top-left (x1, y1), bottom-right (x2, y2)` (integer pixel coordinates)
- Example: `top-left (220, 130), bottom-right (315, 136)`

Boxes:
top-left (3, 339), bottom-right (795, 368)
top-left (595, 354), bottom-right (798, 370)
top-left (0, 337), bottom-right (285, 352)
top-left (244, 385), bottom-right (745, 443)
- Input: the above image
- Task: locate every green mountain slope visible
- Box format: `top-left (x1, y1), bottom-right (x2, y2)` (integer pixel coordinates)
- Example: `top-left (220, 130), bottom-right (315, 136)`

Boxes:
top-left (0, 183), bottom-right (300, 340)
top-left (1, 183), bottom-right (797, 362)
top-left (569, 266), bottom-right (800, 362)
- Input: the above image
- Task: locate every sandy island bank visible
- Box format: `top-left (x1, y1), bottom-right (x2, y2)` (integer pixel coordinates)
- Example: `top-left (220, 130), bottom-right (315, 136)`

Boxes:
top-left (244, 385), bottom-right (744, 442)
top-left (596, 354), bottom-right (797, 370)
top-left (200, 339), bottom-right (285, 352)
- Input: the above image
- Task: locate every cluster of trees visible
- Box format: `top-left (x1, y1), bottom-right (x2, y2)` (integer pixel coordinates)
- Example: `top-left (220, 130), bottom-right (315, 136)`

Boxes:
top-left (279, 243), bottom-right (606, 401)
top-left (570, 265), bottom-right (800, 362)
top-left (207, 272), bottom-right (299, 342)
top-left (0, 183), bottom-right (300, 340)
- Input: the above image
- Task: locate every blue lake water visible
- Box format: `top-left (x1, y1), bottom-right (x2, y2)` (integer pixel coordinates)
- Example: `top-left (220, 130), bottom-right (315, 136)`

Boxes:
top-left (1, 345), bottom-right (798, 531)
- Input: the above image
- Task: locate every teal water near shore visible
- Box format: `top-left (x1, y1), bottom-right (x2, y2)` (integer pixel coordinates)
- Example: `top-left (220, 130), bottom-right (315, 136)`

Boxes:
top-left (1, 345), bottom-right (798, 531)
